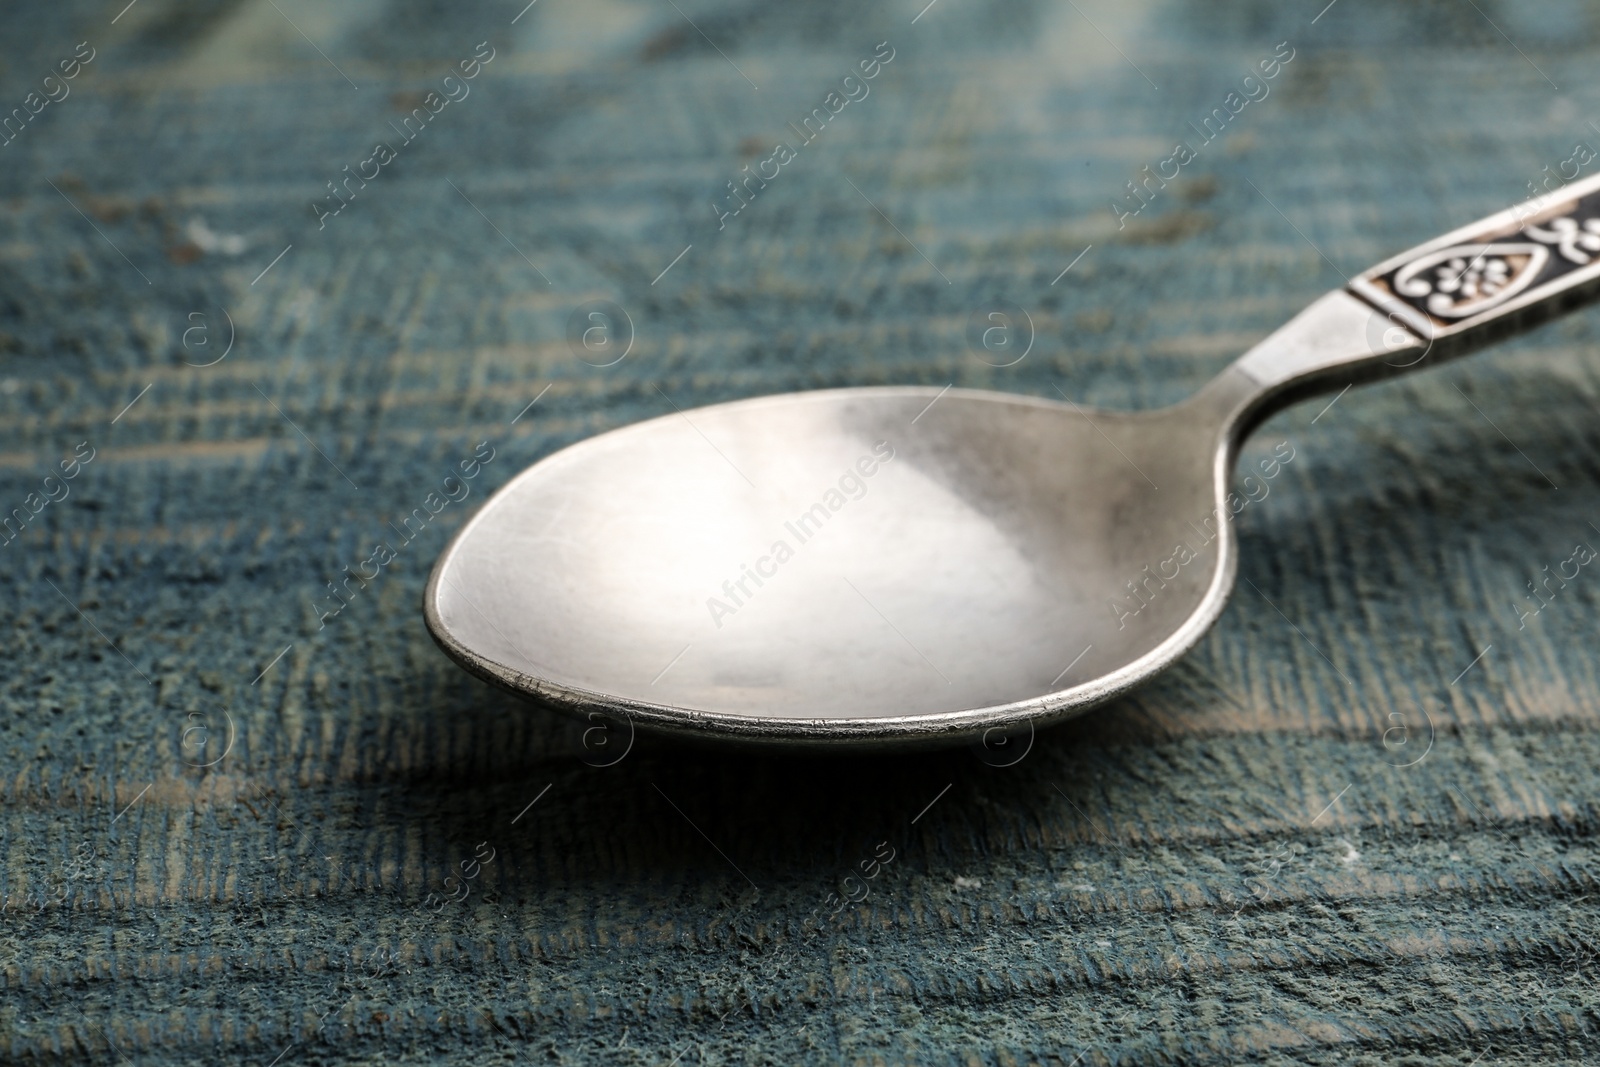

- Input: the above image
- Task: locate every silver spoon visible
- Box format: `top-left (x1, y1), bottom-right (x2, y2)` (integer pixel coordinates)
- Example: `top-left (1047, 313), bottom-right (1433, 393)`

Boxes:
top-left (426, 175), bottom-right (1600, 748)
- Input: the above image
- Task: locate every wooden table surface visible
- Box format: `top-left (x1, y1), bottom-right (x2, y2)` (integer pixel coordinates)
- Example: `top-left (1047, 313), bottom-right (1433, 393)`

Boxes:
top-left (3, 0), bottom-right (1599, 1063)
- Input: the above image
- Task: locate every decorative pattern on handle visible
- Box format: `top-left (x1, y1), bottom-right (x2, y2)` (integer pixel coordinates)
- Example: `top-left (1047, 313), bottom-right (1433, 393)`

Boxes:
top-left (1350, 175), bottom-right (1600, 340)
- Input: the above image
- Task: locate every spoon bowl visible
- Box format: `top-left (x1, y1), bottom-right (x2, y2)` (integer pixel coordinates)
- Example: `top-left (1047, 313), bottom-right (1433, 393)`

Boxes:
top-left (427, 382), bottom-right (1239, 744)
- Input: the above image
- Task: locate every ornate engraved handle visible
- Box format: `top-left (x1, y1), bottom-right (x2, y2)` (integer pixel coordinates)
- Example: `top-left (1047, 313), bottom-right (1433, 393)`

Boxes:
top-left (1350, 171), bottom-right (1600, 344)
top-left (1230, 172), bottom-right (1600, 396)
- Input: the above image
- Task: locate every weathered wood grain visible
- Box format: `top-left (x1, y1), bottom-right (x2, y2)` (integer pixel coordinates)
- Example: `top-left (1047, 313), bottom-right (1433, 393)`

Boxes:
top-left (3, 0), bottom-right (1600, 1064)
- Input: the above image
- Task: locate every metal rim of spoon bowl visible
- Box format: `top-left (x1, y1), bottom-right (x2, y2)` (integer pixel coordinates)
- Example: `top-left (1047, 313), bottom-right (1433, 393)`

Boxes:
top-left (423, 385), bottom-right (1246, 749)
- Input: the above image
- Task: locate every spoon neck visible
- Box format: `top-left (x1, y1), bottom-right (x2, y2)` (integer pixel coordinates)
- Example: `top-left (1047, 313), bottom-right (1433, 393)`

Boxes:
top-left (1195, 290), bottom-right (1424, 443)
top-left (1235, 290), bottom-right (1404, 386)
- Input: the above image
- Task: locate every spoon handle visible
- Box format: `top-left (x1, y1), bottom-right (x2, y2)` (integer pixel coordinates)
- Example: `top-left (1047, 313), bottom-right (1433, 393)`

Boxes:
top-left (1231, 172), bottom-right (1600, 394)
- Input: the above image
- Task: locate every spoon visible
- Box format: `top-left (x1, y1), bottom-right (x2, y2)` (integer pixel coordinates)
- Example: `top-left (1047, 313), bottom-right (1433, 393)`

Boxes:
top-left (426, 174), bottom-right (1600, 747)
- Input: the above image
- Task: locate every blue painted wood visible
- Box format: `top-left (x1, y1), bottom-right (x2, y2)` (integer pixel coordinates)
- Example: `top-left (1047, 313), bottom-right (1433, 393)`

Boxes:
top-left (3, 0), bottom-right (1600, 1063)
